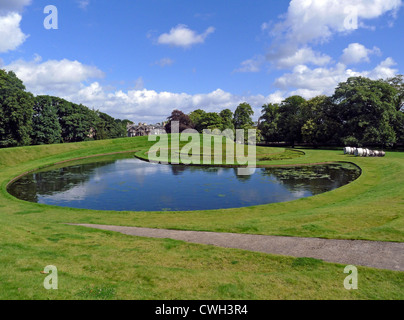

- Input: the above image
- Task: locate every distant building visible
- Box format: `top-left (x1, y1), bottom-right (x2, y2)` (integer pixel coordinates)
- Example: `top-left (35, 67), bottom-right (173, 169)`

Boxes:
top-left (88, 127), bottom-right (96, 139)
top-left (127, 123), bottom-right (166, 137)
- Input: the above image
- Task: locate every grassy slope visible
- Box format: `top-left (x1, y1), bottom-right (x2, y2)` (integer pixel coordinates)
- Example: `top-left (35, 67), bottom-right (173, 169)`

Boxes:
top-left (0, 137), bottom-right (403, 300)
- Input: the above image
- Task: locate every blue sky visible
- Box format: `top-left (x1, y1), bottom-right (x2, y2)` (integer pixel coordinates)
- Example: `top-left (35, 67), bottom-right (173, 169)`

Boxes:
top-left (1, 0), bottom-right (403, 122)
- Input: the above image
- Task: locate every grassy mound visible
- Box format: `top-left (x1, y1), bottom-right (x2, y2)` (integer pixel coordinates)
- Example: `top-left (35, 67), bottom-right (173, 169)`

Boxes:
top-left (0, 136), bottom-right (403, 300)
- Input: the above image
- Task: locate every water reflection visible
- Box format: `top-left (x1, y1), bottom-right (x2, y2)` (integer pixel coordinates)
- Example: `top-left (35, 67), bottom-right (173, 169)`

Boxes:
top-left (261, 164), bottom-right (360, 195)
top-left (8, 156), bottom-right (360, 211)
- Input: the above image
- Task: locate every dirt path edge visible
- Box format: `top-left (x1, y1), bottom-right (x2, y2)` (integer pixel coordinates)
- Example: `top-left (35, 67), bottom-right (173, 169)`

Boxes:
top-left (70, 224), bottom-right (404, 271)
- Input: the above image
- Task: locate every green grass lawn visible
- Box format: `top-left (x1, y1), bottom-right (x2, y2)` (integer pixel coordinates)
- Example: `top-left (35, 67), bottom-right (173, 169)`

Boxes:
top-left (0, 136), bottom-right (403, 300)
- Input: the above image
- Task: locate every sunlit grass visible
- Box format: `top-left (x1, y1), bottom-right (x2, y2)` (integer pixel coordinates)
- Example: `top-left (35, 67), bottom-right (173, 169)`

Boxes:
top-left (0, 136), bottom-right (403, 300)
top-left (137, 133), bottom-right (303, 164)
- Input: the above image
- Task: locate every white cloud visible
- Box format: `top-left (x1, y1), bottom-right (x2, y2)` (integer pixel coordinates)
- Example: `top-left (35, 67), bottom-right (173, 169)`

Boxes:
top-left (134, 77), bottom-right (144, 90)
top-left (0, 0), bottom-right (31, 14)
top-left (61, 83), bottom-right (282, 122)
top-left (234, 55), bottom-right (265, 73)
top-left (77, 0), bottom-right (90, 10)
top-left (362, 57), bottom-right (398, 79)
top-left (0, 12), bottom-right (28, 53)
top-left (274, 58), bottom-right (398, 99)
top-left (235, 48), bottom-right (330, 73)
top-left (5, 56), bottom-right (105, 95)
top-left (261, 22), bottom-right (271, 31)
top-left (5, 56), bottom-right (277, 121)
top-left (341, 43), bottom-right (381, 65)
top-left (288, 88), bottom-right (325, 99)
top-left (271, 0), bottom-right (402, 46)
top-left (154, 57), bottom-right (175, 67)
top-left (266, 0), bottom-right (401, 69)
top-left (5, 52), bottom-right (398, 125)
top-left (275, 63), bottom-right (355, 94)
top-left (262, 0), bottom-right (401, 99)
top-left (266, 91), bottom-right (286, 104)
top-left (276, 47), bottom-right (332, 69)
top-left (157, 24), bottom-right (215, 48)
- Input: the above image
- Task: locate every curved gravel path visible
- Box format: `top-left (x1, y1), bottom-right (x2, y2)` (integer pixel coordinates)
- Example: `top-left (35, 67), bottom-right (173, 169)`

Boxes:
top-left (72, 224), bottom-right (404, 271)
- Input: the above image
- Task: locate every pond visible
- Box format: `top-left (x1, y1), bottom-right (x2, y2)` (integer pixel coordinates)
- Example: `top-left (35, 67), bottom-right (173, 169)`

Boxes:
top-left (7, 155), bottom-right (361, 211)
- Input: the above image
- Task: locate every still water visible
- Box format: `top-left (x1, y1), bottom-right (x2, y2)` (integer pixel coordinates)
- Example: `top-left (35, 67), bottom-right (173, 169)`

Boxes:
top-left (8, 155), bottom-right (361, 211)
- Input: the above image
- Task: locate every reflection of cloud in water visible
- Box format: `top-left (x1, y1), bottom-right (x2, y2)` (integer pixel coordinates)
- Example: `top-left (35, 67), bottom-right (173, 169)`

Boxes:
top-left (290, 190), bottom-right (307, 198)
top-left (236, 188), bottom-right (262, 203)
top-left (39, 181), bottom-right (106, 202)
top-left (93, 173), bottom-right (102, 182)
top-left (95, 159), bottom-right (171, 185)
top-left (231, 181), bottom-right (311, 204)
top-left (114, 159), bottom-right (170, 172)
top-left (39, 160), bottom-right (174, 203)
top-left (216, 168), bottom-right (226, 176)
top-left (13, 158), bottom-right (360, 211)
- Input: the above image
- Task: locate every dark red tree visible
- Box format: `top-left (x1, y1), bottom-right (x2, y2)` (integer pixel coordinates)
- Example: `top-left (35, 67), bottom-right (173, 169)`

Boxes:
top-left (165, 110), bottom-right (195, 133)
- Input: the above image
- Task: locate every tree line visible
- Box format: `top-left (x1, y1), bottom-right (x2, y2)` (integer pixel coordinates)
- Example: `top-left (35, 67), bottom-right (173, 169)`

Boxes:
top-left (1, 68), bottom-right (403, 149)
top-left (165, 103), bottom-right (254, 133)
top-left (0, 69), bottom-right (132, 148)
top-left (165, 76), bottom-right (404, 148)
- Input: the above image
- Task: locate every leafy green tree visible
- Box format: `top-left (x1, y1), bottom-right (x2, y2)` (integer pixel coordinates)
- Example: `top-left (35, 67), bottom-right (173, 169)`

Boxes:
top-left (109, 117), bottom-right (127, 138)
top-left (0, 70), bottom-right (34, 147)
top-left (385, 75), bottom-right (404, 146)
top-left (94, 112), bottom-right (109, 140)
top-left (189, 109), bottom-right (207, 132)
top-left (119, 119), bottom-right (134, 128)
top-left (200, 112), bottom-right (223, 131)
top-left (233, 103), bottom-right (256, 144)
top-left (258, 103), bottom-right (280, 143)
top-left (219, 109), bottom-right (234, 131)
top-left (55, 99), bottom-right (98, 142)
top-left (190, 109), bottom-right (234, 132)
top-left (115, 119), bottom-right (133, 137)
top-left (385, 75), bottom-right (404, 112)
top-left (277, 96), bottom-right (306, 147)
top-left (31, 96), bottom-right (62, 145)
top-left (395, 111), bottom-right (404, 145)
top-left (233, 102), bottom-right (254, 130)
top-left (50, 97), bottom-right (73, 142)
top-left (299, 95), bottom-right (341, 146)
top-left (318, 98), bottom-right (344, 145)
top-left (0, 70), bottom-right (130, 148)
top-left (332, 77), bottom-right (398, 147)
top-left (94, 111), bottom-right (126, 140)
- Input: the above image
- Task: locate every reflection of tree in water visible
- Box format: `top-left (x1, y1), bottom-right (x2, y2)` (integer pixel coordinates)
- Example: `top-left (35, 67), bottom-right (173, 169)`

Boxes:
top-left (8, 176), bottom-right (39, 203)
top-left (261, 164), bottom-right (360, 195)
top-left (170, 165), bottom-right (188, 176)
top-left (170, 165), bottom-right (227, 176)
top-left (8, 161), bottom-right (116, 203)
top-left (9, 160), bottom-right (361, 207)
top-left (170, 164), bottom-right (253, 181)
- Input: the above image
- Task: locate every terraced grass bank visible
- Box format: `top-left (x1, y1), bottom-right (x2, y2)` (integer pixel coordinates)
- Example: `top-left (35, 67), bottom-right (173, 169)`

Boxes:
top-left (0, 137), bottom-right (403, 300)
